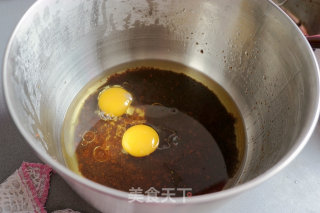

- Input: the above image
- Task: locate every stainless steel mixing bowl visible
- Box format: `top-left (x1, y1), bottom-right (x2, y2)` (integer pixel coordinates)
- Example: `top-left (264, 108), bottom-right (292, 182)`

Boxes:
top-left (273, 0), bottom-right (320, 48)
top-left (3, 0), bottom-right (320, 212)
top-left (273, 0), bottom-right (320, 36)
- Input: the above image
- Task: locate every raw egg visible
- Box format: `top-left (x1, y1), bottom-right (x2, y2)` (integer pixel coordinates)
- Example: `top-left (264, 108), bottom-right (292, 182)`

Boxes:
top-left (98, 86), bottom-right (132, 117)
top-left (122, 124), bottom-right (159, 157)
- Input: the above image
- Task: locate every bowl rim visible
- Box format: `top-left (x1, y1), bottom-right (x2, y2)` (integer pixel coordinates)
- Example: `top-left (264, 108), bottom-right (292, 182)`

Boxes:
top-left (3, 0), bottom-right (320, 205)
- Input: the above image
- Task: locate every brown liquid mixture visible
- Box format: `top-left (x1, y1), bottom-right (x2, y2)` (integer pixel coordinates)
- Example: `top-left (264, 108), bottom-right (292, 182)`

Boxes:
top-left (65, 65), bottom-right (244, 197)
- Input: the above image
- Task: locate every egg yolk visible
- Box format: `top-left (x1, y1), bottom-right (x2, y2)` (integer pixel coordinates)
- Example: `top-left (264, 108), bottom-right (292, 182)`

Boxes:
top-left (122, 124), bottom-right (159, 157)
top-left (98, 86), bottom-right (132, 117)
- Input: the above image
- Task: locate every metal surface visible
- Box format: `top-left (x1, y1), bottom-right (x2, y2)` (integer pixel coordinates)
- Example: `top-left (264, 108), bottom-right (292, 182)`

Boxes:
top-left (273, 0), bottom-right (320, 48)
top-left (2, 0), bottom-right (320, 212)
top-left (274, 0), bottom-right (320, 35)
top-left (0, 1), bottom-right (97, 212)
